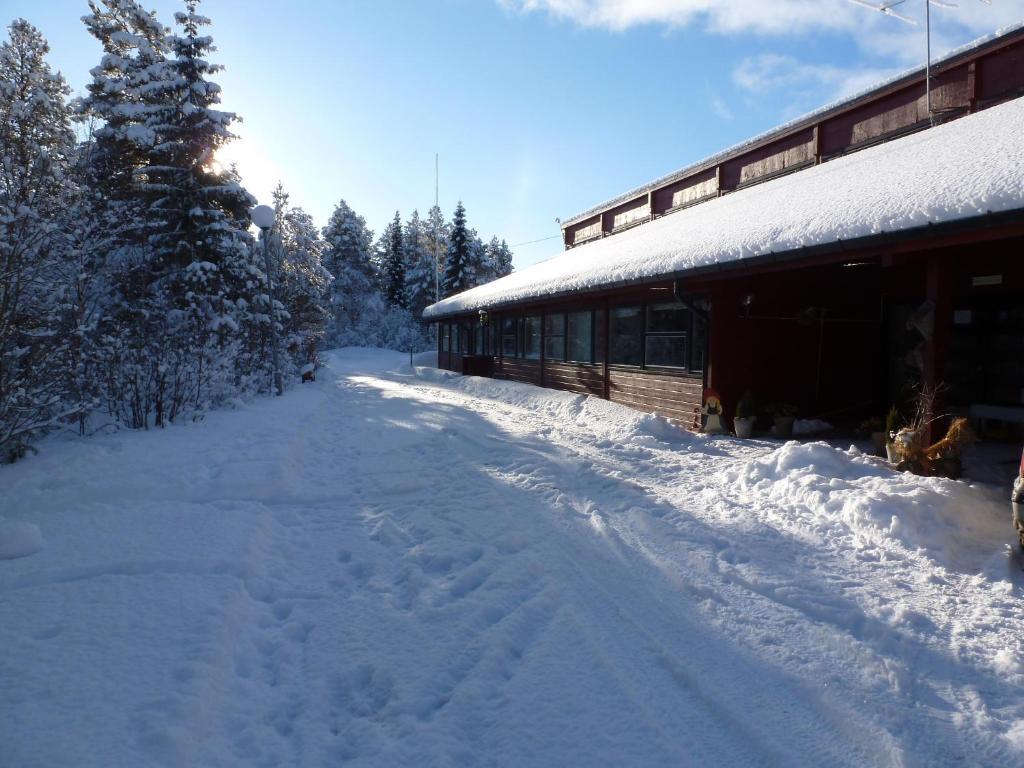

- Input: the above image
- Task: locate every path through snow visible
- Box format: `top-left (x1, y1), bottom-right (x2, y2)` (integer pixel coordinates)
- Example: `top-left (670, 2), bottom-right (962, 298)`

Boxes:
top-left (2, 348), bottom-right (1022, 766)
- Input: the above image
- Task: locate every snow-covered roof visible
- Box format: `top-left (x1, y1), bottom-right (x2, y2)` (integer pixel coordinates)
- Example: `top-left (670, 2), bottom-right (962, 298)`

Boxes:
top-left (560, 21), bottom-right (1024, 228)
top-left (424, 95), bottom-right (1024, 320)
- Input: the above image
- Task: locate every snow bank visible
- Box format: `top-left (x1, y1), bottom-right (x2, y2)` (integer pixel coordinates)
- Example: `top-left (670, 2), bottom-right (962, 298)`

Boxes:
top-left (0, 519), bottom-right (43, 560)
top-left (730, 441), bottom-right (1009, 572)
top-left (412, 364), bottom-right (697, 447)
top-left (426, 96), bottom-right (1024, 319)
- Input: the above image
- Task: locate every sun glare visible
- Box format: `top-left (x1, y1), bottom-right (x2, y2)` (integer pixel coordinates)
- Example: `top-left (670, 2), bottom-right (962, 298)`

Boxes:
top-left (212, 136), bottom-right (279, 209)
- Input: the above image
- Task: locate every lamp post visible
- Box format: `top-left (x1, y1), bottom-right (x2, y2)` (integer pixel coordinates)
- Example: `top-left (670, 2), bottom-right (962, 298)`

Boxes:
top-left (251, 204), bottom-right (283, 396)
top-left (478, 309), bottom-right (489, 355)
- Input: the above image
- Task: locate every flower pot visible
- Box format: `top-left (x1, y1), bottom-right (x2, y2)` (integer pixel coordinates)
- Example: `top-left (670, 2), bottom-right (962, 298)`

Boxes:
top-left (871, 431), bottom-right (885, 454)
top-left (773, 416), bottom-right (795, 440)
top-left (734, 417), bottom-right (755, 439)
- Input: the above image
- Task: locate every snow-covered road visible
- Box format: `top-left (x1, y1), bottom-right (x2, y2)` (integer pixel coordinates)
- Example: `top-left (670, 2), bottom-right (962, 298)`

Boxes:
top-left (2, 348), bottom-right (1023, 767)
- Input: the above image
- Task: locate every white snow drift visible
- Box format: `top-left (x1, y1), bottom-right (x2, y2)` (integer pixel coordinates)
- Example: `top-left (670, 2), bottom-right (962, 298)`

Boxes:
top-left (1, 348), bottom-right (1022, 767)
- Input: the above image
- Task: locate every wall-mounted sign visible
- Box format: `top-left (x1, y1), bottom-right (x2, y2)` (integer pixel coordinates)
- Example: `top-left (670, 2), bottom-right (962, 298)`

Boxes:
top-left (953, 310), bottom-right (972, 325)
top-left (972, 274), bottom-right (1003, 287)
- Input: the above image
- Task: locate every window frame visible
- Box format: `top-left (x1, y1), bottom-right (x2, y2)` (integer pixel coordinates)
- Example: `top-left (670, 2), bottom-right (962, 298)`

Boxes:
top-left (522, 315), bottom-right (542, 361)
top-left (565, 310), bottom-right (595, 364)
top-left (544, 313), bottom-right (566, 362)
top-left (607, 299), bottom-right (706, 373)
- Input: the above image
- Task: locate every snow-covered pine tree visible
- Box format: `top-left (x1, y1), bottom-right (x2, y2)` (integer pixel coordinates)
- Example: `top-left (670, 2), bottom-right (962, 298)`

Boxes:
top-left (482, 235), bottom-right (514, 283)
top-left (382, 211), bottom-right (406, 308)
top-left (270, 185), bottom-right (332, 369)
top-left (442, 201), bottom-right (472, 297)
top-left (321, 198), bottom-right (379, 345)
top-left (464, 227), bottom-right (487, 289)
top-left (403, 209), bottom-right (436, 320)
top-left (496, 238), bottom-right (514, 278)
top-left (118, 0), bottom-right (260, 424)
top-left (80, 0), bottom-right (168, 205)
top-left (423, 204), bottom-right (449, 301)
top-left (0, 19), bottom-right (78, 460)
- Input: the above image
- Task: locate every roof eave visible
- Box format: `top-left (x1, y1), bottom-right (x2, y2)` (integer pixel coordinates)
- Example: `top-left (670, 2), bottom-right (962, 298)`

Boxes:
top-left (423, 207), bottom-right (1024, 321)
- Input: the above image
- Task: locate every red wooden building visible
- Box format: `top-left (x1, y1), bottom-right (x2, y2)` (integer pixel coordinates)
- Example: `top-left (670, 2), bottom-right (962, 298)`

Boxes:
top-left (424, 26), bottom-right (1024, 432)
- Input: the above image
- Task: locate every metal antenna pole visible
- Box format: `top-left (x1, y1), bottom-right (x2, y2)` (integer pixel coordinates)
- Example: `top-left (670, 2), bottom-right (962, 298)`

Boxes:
top-left (925, 0), bottom-right (932, 118)
top-left (434, 153), bottom-right (440, 302)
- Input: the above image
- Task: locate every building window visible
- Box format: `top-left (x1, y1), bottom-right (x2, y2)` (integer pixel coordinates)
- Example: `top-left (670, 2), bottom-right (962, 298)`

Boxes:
top-left (502, 318), bottom-right (517, 357)
top-left (645, 302), bottom-right (688, 369)
top-left (523, 316), bottom-right (542, 360)
top-left (462, 323), bottom-right (473, 354)
top-left (690, 315), bottom-right (706, 373)
top-left (594, 309), bottom-right (606, 364)
top-left (610, 306), bottom-right (643, 366)
top-left (544, 314), bottom-right (565, 361)
top-left (567, 311), bottom-right (593, 363)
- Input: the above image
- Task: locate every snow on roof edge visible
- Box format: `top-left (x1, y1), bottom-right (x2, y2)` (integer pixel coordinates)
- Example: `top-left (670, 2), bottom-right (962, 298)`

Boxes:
top-left (561, 21), bottom-right (1024, 228)
top-left (424, 96), bottom-right (1024, 321)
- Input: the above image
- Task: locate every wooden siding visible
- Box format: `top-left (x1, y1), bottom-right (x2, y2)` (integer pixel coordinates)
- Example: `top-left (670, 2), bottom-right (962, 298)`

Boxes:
top-left (602, 196), bottom-right (650, 233)
top-left (721, 128), bottom-right (815, 189)
top-left (570, 216), bottom-right (602, 245)
top-left (608, 368), bottom-right (703, 425)
top-left (653, 168), bottom-right (718, 214)
top-left (978, 44), bottom-right (1024, 103)
top-left (494, 357), bottom-right (542, 387)
top-left (543, 361), bottom-right (605, 397)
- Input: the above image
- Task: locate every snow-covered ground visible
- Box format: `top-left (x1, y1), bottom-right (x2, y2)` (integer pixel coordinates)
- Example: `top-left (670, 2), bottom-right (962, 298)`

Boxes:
top-left (2, 348), bottom-right (1022, 767)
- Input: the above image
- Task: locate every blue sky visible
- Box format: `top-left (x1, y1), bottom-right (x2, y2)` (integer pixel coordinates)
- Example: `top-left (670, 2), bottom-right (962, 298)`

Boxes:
top-left (6, 0), bottom-right (1023, 267)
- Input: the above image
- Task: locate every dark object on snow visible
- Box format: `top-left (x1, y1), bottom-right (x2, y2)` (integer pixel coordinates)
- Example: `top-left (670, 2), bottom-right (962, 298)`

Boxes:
top-left (1012, 449), bottom-right (1024, 552)
top-left (301, 363), bottom-right (316, 383)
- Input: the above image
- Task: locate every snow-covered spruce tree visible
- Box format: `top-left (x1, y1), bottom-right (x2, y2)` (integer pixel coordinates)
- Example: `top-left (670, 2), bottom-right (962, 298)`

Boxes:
top-left (321, 198), bottom-right (379, 346)
top-left (270, 185), bottom-right (331, 369)
top-left (77, 1), bottom-right (174, 431)
top-left (120, 0), bottom-right (260, 425)
top-left (0, 19), bottom-right (78, 460)
top-left (423, 204), bottom-right (449, 298)
top-left (80, 0), bottom-right (168, 206)
top-left (382, 211), bottom-right (406, 308)
top-left (465, 227), bottom-right (488, 289)
top-left (483, 236), bottom-right (514, 283)
top-left (442, 201), bottom-right (472, 298)
top-left (403, 209), bottom-right (437, 320)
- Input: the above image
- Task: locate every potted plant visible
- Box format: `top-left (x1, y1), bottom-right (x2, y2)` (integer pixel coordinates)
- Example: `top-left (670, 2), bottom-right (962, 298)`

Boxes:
top-left (766, 402), bottom-right (798, 439)
top-left (859, 416), bottom-right (885, 455)
top-left (734, 392), bottom-right (756, 439)
top-left (884, 405), bottom-right (902, 463)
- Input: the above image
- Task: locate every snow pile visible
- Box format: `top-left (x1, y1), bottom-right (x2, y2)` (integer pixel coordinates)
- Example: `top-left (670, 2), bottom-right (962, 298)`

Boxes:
top-left (0, 519), bottom-right (43, 560)
top-left (730, 441), bottom-right (1008, 571)
top-left (411, 363), bottom-right (695, 446)
top-left (426, 96), bottom-right (1024, 319)
top-left (793, 418), bottom-right (833, 435)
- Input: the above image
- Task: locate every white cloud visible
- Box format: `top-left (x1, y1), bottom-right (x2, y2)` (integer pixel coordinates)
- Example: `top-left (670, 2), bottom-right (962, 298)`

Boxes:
top-left (502, 0), bottom-right (1024, 109)
top-left (502, 0), bottom-right (1024, 63)
top-left (709, 93), bottom-right (734, 120)
top-left (732, 54), bottom-right (897, 100)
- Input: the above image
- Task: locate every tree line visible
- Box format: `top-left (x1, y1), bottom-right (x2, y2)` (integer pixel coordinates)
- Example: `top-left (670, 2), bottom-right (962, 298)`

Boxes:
top-left (0, 0), bottom-right (513, 462)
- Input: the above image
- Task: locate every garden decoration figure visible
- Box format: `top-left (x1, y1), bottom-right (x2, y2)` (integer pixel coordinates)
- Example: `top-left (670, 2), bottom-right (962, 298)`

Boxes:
top-left (702, 389), bottom-right (726, 434)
